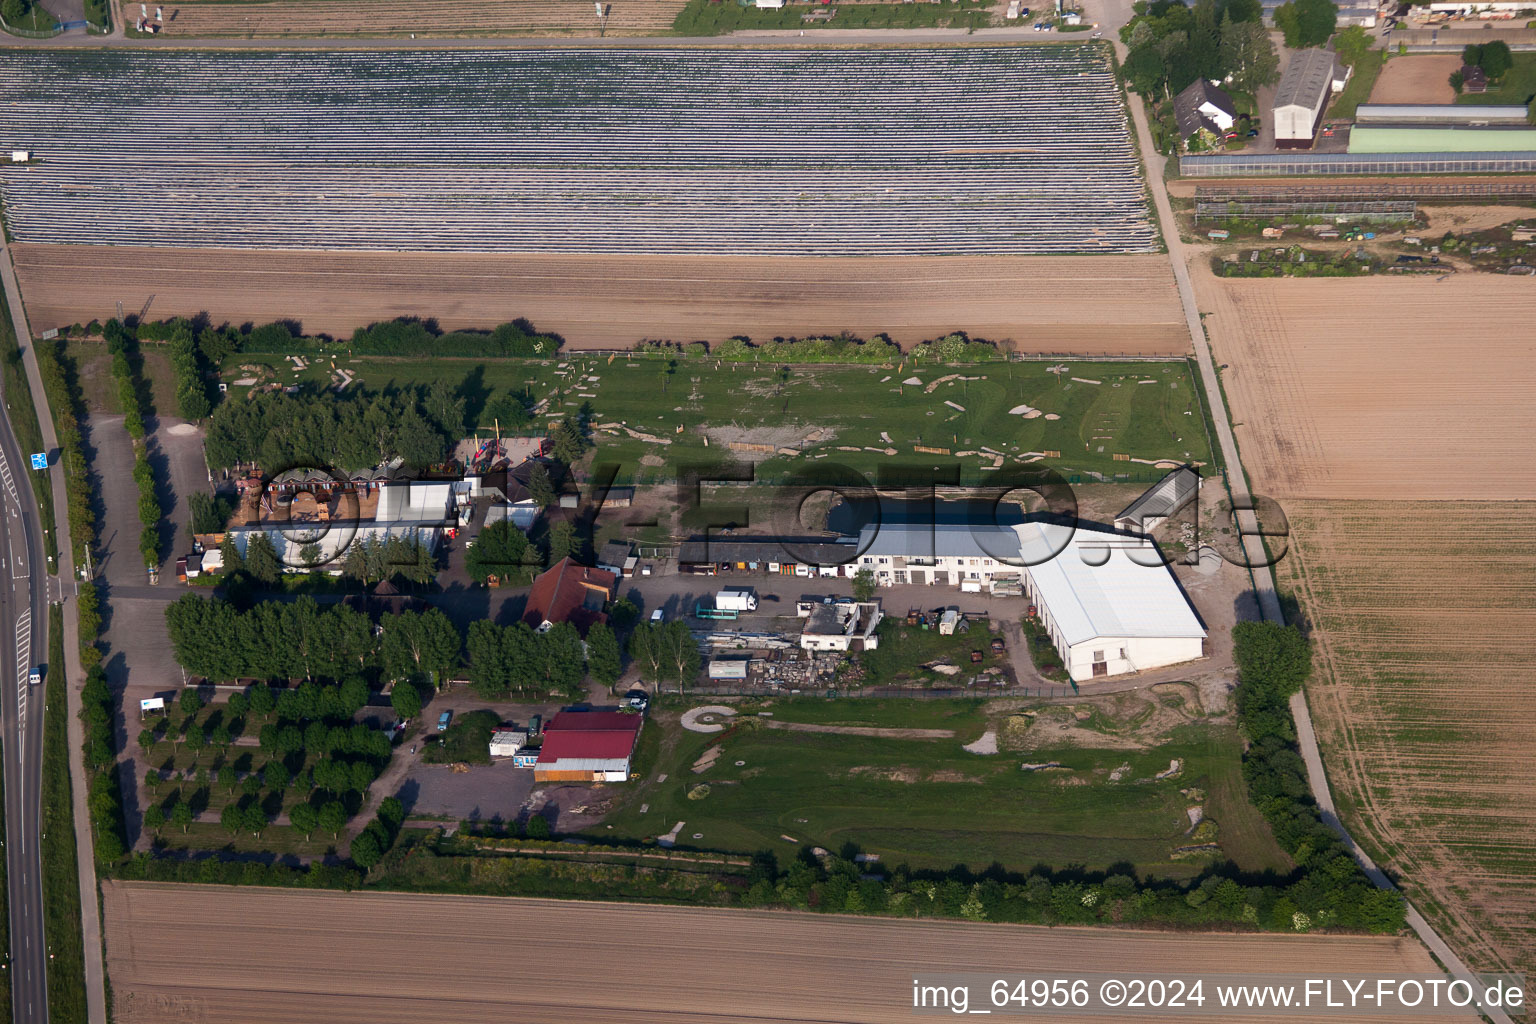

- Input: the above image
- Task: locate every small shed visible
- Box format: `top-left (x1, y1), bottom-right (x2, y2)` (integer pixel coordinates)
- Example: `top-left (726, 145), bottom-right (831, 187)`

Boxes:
top-left (489, 729), bottom-right (528, 758)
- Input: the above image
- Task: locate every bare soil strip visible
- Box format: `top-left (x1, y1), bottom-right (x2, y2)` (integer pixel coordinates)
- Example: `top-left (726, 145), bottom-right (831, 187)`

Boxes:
top-left (10, 245), bottom-right (1189, 354)
top-left (104, 881), bottom-right (1457, 1024)
top-left (1190, 258), bottom-right (1536, 500)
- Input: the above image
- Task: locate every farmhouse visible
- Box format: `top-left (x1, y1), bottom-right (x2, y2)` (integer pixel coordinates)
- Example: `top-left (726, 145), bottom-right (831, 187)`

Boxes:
top-left (799, 600), bottom-right (883, 652)
top-left (1273, 48), bottom-right (1348, 149)
top-left (1173, 80), bottom-right (1238, 141)
top-left (533, 711), bottom-right (642, 782)
top-left (1115, 465), bottom-right (1201, 533)
top-left (523, 558), bottom-right (616, 636)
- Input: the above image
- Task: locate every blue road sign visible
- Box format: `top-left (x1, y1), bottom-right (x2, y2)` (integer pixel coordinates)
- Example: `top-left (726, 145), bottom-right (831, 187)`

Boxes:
top-left (30, 453), bottom-right (47, 470)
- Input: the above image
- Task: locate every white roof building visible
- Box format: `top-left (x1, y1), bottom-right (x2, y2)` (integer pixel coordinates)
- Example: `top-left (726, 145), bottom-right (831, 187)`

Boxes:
top-left (856, 517), bottom-right (1206, 682)
top-left (1273, 49), bottom-right (1348, 149)
top-left (489, 730), bottom-right (528, 758)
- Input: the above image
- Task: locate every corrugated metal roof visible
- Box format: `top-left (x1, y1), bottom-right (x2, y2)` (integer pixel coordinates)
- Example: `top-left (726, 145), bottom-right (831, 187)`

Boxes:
top-left (535, 757), bottom-right (630, 772)
top-left (1355, 104), bottom-right (1529, 124)
top-left (1274, 48), bottom-right (1341, 113)
top-left (1016, 522), bottom-right (1207, 647)
top-left (1116, 466), bottom-right (1200, 524)
top-left (857, 520), bottom-right (1020, 561)
top-left (1350, 126), bottom-right (1536, 154)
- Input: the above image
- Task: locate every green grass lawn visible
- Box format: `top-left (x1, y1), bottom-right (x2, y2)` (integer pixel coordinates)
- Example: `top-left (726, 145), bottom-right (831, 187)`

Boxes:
top-left (422, 710), bottom-right (500, 765)
top-left (222, 353), bottom-right (1210, 486)
top-left (1457, 51), bottom-right (1536, 106)
top-left (594, 703), bottom-right (1282, 879)
top-left (671, 0), bottom-right (991, 35)
top-left (41, 606), bottom-right (87, 1024)
top-left (1329, 49), bottom-right (1385, 120)
top-left (857, 621), bottom-right (1009, 686)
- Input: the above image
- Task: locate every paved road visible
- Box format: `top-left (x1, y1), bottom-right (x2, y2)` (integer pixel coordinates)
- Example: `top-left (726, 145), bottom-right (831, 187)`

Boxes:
top-left (0, 216), bottom-right (108, 1023)
top-left (0, 294), bottom-right (51, 1024)
top-left (1121, 68), bottom-right (1516, 1024)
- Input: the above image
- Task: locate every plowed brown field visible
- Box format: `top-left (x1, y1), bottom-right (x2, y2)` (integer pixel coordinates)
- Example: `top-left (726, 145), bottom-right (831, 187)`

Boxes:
top-left (11, 244), bottom-right (1189, 354)
top-left (1281, 501), bottom-right (1536, 988)
top-left (159, 0), bottom-right (684, 36)
top-left (1190, 259), bottom-right (1536, 500)
top-left (103, 881), bottom-right (1461, 1023)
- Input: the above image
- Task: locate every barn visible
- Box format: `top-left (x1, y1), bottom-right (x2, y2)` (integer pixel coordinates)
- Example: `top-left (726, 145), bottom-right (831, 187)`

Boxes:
top-left (533, 711), bottom-right (642, 783)
top-left (1272, 48), bottom-right (1348, 149)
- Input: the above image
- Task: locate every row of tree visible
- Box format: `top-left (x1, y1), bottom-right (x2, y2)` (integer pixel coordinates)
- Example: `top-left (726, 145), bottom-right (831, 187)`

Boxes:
top-left (35, 339), bottom-right (95, 564)
top-left (464, 619), bottom-right (619, 699)
top-left (164, 595), bottom-right (459, 684)
top-left (205, 388), bottom-right (460, 474)
top-left (626, 621), bottom-right (701, 693)
top-left (104, 320), bottom-right (167, 568)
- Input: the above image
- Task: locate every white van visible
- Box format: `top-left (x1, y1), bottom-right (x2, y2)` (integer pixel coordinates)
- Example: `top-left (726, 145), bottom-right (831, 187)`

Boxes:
top-left (650, 609), bottom-right (665, 624)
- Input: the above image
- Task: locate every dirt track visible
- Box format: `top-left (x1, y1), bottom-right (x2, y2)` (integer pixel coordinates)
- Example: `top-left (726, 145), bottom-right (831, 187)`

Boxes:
top-left (1189, 259), bottom-right (1536, 500)
top-left (9, 245), bottom-right (1189, 354)
top-left (103, 881), bottom-right (1461, 1023)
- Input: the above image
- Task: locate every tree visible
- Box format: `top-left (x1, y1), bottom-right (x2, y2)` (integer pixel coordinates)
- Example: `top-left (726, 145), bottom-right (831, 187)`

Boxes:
top-left (1462, 42), bottom-right (1483, 67)
top-left (527, 461), bottom-right (555, 507)
top-left (547, 520), bottom-right (576, 565)
top-left (464, 520), bottom-right (530, 584)
top-left (289, 801), bottom-right (319, 840)
top-left (242, 804), bottom-right (269, 838)
top-left (628, 623), bottom-right (665, 685)
top-left (524, 814), bottom-right (551, 840)
top-left (319, 800), bottom-right (346, 838)
top-left (1478, 39), bottom-right (1512, 81)
top-left (610, 597), bottom-right (638, 626)
top-left (1332, 24), bottom-right (1371, 68)
top-left (585, 622), bottom-right (622, 689)
top-left (852, 568), bottom-right (877, 603)
top-left (263, 760), bottom-right (291, 791)
top-left (390, 677), bottom-right (422, 719)
top-left (219, 764), bottom-right (238, 794)
top-left (1, 0), bottom-right (31, 25)
top-left (172, 801), bottom-right (194, 833)
top-left (1273, 0), bottom-right (1334, 48)
top-left (659, 620), bottom-right (701, 694)
top-left (550, 416), bottom-right (589, 465)
top-left (143, 804), bottom-right (166, 835)
top-left (1449, 70), bottom-right (1464, 95)
top-left (248, 681), bottom-right (274, 716)
top-left (179, 687), bottom-right (203, 716)
top-left (220, 802), bottom-right (244, 836)
top-left (379, 608), bottom-right (461, 685)
top-left (1125, 45), bottom-right (1167, 96)
top-left (351, 830), bottom-right (382, 870)
top-left (244, 533), bottom-right (282, 585)
top-left (1220, 16), bottom-right (1280, 94)
top-left (423, 378), bottom-right (466, 441)
top-left (299, 543), bottom-right (322, 569)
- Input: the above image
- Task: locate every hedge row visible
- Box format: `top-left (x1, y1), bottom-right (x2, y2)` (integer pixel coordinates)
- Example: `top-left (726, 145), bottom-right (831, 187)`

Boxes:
top-left (34, 339), bottom-right (93, 564)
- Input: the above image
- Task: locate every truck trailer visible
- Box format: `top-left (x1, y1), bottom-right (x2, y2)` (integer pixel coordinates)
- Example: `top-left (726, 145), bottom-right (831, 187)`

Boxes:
top-left (714, 587), bottom-right (759, 612)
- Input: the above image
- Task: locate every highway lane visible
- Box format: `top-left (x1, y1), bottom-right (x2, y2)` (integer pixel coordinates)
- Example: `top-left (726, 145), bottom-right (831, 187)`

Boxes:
top-left (0, 337), bottom-right (51, 1023)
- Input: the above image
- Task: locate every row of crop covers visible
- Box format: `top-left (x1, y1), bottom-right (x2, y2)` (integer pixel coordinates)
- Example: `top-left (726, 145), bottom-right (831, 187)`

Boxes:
top-left (0, 45), bottom-right (1155, 255)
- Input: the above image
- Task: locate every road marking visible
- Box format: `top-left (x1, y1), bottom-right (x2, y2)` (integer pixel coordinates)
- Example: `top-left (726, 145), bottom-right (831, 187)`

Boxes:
top-left (15, 608), bottom-right (30, 732)
top-left (0, 445), bottom-right (15, 505)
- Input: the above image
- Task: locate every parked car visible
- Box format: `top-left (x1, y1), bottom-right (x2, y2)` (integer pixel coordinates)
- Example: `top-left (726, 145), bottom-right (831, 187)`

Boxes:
top-left (623, 690), bottom-right (650, 712)
top-left (437, 710), bottom-right (453, 732)
top-left (650, 608), bottom-right (665, 624)
top-left (641, 564), bottom-right (653, 576)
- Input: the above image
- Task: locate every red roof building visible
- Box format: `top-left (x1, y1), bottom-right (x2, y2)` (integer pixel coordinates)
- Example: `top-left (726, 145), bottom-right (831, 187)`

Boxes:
top-left (533, 710), bottom-right (643, 782)
top-left (522, 557), bottom-right (616, 636)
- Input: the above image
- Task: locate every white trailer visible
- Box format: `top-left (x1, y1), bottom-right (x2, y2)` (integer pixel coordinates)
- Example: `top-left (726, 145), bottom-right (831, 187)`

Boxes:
top-left (715, 587), bottom-right (759, 612)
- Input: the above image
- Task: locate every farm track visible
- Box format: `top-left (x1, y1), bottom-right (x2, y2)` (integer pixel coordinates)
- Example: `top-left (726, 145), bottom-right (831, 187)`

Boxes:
top-left (0, 47), bottom-right (1157, 256)
top-left (103, 881), bottom-right (1467, 1023)
top-left (157, 0), bottom-right (685, 36)
top-left (1280, 501), bottom-right (1536, 988)
top-left (1189, 258), bottom-right (1536, 500)
top-left (10, 244), bottom-right (1191, 351)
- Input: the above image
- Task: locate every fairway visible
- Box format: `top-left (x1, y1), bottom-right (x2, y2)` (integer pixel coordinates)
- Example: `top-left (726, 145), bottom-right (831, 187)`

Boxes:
top-left (221, 352), bottom-right (1211, 484)
top-left (598, 699), bottom-right (1288, 878)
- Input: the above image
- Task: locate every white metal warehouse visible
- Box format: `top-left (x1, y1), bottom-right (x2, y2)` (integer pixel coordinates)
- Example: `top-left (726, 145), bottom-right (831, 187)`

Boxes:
top-left (1015, 522), bottom-right (1206, 681)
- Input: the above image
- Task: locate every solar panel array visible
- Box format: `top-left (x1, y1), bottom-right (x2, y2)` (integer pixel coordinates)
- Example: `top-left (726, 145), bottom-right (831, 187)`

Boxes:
top-left (0, 47), bottom-right (1157, 256)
